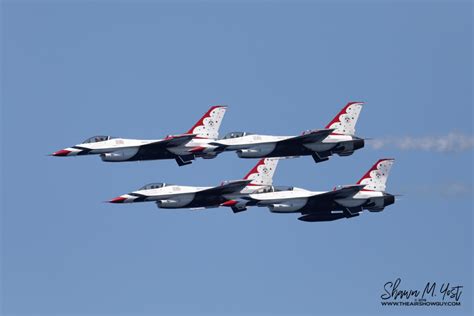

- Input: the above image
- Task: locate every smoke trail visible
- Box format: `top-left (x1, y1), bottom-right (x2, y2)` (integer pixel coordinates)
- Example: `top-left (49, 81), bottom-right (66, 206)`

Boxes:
top-left (402, 182), bottom-right (473, 198)
top-left (368, 132), bottom-right (474, 152)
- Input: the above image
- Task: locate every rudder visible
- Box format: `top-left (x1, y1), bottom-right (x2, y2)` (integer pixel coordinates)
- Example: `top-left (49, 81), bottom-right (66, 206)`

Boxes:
top-left (187, 105), bottom-right (227, 139)
top-left (357, 158), bottom-right (395, 192)
top-left (325, 102), bottom-right (363, 135)
top-left (243, 158), bottom-right (279, 186)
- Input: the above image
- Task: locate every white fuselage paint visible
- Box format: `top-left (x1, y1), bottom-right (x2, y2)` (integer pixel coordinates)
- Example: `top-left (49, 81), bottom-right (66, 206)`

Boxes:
top-left (63, 137), bottom-right (217, 156)
top-left (249, 188), bottom-right (383, 213)
top-left (121, 185), bottom-right (204, 200)
top-left (214, 135), bottom-right (292, 149)
top-left (119, 184), bottom-right (271, 209)
top-left (212, 133), bottom-right (357, 155)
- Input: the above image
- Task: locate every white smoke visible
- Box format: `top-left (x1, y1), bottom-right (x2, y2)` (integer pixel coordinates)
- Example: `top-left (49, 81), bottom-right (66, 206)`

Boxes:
top-left (441, 182), bottom-right (473, 198)
top-left (403, 182), bottom-right (473, 198)
top-left (369, 132), bottom-right (474, 153)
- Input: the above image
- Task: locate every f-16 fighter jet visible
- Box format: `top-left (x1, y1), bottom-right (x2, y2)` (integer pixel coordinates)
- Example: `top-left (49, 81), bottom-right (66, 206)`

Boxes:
top-left (51, 106), bottom-right (227, 166)
top-left (223, 159), bottom-right (395, 221)
top-left (108, 158), bottom-right (279, 210)
top-left (210, 102), bottom-right (365, 163)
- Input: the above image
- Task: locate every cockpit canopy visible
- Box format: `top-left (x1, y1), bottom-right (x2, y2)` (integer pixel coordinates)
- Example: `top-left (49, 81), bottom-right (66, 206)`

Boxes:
top-left (301, 129), bottom-right (314, 135)
top-left (274, 185), bottom-right (295, 192)
top-left (139, 183), bottom-right (172, 190)
top-left (220, 131), bottom-right (253, 139)
top-left (254, 185), bottom-right (295, 193)
top-left (83, 135), bottom-right (114, 143)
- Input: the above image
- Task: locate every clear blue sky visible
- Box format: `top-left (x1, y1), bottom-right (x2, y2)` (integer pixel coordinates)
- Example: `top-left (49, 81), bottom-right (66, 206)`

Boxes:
top-left (2, 1), bottom-right (472, 315)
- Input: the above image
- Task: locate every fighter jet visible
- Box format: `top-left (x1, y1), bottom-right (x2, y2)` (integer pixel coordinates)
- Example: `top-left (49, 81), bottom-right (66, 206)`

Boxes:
top-left (223, 159), bottom-right (396, 221)
top-left (209, 102), bottom-right (365, 163)
top-left (51, 106), bottom-right (227, 166)
top-left (108, 158), bottom-right (279, 210)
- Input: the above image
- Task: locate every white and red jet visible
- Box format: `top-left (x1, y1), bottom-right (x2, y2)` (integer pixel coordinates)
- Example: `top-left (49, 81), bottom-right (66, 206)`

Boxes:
top-left (224, 159), bottom-right (396, 221)
top-left (51, 106), bottom-right (227, 166)
top-left (108, 158), bottom-right (279, 210)
top-left (210, 102), bottom-right (365, 163)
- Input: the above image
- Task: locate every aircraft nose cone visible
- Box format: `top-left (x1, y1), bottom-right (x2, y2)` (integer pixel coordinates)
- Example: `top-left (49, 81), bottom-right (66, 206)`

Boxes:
top-left (109, 196), bottom-right (127, 203)
top-left (51, 149), bottom-right (71, 156)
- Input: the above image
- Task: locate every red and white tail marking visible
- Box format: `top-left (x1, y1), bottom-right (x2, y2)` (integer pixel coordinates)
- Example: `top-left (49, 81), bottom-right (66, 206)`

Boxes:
top-left (325, 102), bottom-right (363, 135)
top-left (243, 158), bottom-right (279, 186)
top-left (357, 158), bottom-right (395, 192)
top-left (187, 105), bottom-right (227, 139)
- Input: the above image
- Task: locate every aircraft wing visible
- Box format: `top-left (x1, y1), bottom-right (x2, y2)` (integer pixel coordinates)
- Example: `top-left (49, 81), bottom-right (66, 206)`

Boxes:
top-left (301, 184), bottom-right (366, 213)
top-left (274, 128), bottom-right (334, 147)
top-left (313, 184), bottom-right (366, 200)
top-left (141, 134), bottom-right (197, 149)
top-left (198, 179), bottom-right (253, 196)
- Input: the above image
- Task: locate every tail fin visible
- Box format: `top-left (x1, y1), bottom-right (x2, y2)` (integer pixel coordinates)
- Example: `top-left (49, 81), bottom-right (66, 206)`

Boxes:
top-left (243, 158), bottom-right (279, 186)
top-left (357, 158), bottom-right (395, 192)
top-left (325, 102), bottom-right (363, 135)
top-left (186, 105), bottom-right (227, 139)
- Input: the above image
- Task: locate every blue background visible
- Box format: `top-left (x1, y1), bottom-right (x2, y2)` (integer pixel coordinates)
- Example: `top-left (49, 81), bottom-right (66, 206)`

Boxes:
top-left (2, 1), bottom-right (472, 315)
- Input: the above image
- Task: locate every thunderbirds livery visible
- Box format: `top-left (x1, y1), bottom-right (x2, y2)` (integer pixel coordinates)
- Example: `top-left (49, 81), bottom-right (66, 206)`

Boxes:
top-left (109, 158), bottom-right (279, 210)
top-left (52, 101), bottom-right (398, 222)
top-left (51, 106), bottom-right (227, 166)
top-left (223, 159), bottom-right (396, 222)
top-left (210, 102), bottom-right (365, 163)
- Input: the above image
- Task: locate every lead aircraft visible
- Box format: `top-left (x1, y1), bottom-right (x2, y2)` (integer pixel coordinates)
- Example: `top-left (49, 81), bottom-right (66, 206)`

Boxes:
top-left (210, 102), bottom-right (365, 163)
top-left (223, 159), bottom-right (396, 222)
top-left (51, 106), bottom-right (227, 166)
top-left (108, 158), bottom-right (279, 210)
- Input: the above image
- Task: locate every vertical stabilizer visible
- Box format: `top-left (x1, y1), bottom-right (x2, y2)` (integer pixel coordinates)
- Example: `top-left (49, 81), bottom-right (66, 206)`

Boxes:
top-left (186, 105), bottom-right (227, 139)
top-left (325, 102), bottom-right (363, 135)
top-left (357, 158), bottom-right (395, 191)
top-left (243, 158), bottom-right (279, 186)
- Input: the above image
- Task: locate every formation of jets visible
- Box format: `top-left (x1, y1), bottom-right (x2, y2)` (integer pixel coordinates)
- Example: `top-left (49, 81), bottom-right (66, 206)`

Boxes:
top-left (52, 103), bottom-right (397, 222)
